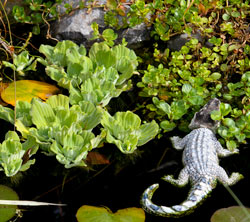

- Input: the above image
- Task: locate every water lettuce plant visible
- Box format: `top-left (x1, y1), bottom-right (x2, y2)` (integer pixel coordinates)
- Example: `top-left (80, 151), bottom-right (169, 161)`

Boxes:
top-left (0, 39), bottom-right (160, 175)
top-left (0, 131), bottom-right (38, 177)
top-left (101, 111), bottom-right (159, 154)
top-left (38, 40), bottom-right (137, 107)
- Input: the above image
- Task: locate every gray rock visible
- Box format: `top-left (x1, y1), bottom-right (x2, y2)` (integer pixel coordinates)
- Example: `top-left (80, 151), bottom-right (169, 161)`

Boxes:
top-left (50, 0), bottom-right (151, 48)
top-left (166, 31), bottom-right (204, 51)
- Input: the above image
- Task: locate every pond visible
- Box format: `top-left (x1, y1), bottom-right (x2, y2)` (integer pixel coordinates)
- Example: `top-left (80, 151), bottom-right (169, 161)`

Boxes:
top-left (2, 127), bottom-right (248, 222)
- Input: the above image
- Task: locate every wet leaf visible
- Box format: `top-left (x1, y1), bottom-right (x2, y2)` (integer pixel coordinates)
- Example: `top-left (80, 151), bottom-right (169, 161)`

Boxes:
top-left (0, 185), bottom-right (19, 222)
top-left (76, 205), bottom-right (145, 222)
top-left (211, 206), bottom-right (250, 222)
top-left (1, 80), bottom-right (59, 106)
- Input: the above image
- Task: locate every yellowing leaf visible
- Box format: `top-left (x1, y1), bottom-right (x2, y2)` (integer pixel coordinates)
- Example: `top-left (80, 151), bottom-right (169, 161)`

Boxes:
top-left (0, 82), bottom-right (9, 106)
top-left (76, 205), bottom-right (145, 222)
top-left (1, 80), bottom-right (59, 106)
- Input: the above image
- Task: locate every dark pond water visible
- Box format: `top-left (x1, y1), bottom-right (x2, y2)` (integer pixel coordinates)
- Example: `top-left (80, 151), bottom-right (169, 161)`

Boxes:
top-left (0, 127), bottom-right (247, 222)
top-left (0, 84), bottom-right (249, 222)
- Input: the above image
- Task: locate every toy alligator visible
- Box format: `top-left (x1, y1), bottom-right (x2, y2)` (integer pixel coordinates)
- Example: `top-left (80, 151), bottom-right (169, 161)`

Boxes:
top-left (141, 98), bottom-right (243, 217)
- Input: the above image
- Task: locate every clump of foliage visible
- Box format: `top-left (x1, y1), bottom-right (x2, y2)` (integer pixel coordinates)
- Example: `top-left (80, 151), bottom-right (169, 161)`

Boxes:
top-left (38, 40), bottom-right (138, 107)
top-left (12, 0), bottom-right (60, 34)
top-left (103, 0), bottom-right (250, 151)
top-left (0, 131), bottom-right (38, 177)
top-left (105, 0), bottom-right (250, 42)
top-left (137, 38), bottom-right (250, 149)
top-left (0, 39), bottom-right (158, 176)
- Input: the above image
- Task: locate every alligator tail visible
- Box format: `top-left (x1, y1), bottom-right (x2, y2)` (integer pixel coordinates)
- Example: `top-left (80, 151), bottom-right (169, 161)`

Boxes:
top-left (141, 181), bottom-right (213, 217)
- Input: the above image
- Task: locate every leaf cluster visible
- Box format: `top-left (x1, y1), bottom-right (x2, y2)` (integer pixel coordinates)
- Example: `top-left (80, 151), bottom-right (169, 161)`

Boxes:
top-left (12, 0), bottom-right (60, 35)
top-left (137, 37), bottom-right (250, 148)
top-left (0, 40), bottom-right (159, 176)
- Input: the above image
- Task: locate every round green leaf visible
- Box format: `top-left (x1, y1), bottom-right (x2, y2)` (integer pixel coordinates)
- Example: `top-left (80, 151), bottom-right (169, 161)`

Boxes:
top-left (210, 72), bottom-right (222, 80)
top-left (211, 206), bottom-right (250, 222)
top-left (76, 205), bottom-right (145, 222)
top-left (0, 185), bottom-right (19, 222)
top-left (231, 11), bottom-right (240, 18)
top-left (222, 13), bottom-right (230, 21)
top-left (160, 120), bottom-right (176, 132)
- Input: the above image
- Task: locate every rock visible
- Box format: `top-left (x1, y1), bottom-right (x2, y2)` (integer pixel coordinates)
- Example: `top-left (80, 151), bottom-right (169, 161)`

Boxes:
top-left (50, 0), bottom-right (151, 48)
top-left (166, 31), bottom-right (204, 51)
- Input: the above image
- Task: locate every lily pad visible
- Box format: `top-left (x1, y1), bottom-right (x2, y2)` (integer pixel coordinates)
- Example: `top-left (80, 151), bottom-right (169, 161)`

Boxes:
top-left (0, 185), bottom-right (19, 222)
top-left (76, 205), bottom-right (145, 222)
top-left (211, 206), bottom-right (250, 222)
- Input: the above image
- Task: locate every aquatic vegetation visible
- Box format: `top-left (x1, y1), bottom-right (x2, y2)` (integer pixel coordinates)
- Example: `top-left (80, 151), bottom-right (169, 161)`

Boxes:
top-left (0, 40), bottom-right (158, 175)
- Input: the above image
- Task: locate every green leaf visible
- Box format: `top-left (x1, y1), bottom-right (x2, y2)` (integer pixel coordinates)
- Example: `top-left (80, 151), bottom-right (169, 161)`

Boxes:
top-left (77, 101), bottom-right (103, 130)
top-left (0, 185), bottom-right (19, 222)
top-left (152, 97), bottom-right (171, 116)
top-left (182, 83), bottom-right (192, 94)
top-left (78, 66), bottom-right (120, 106)
top-left (211, 206), bottom-right (250, 222)
top-left (102, 29), bottom-right (118, 46)
top-left (106, 0), bottom-right (118, 10)
top-left (138, 120), bottom-right (159, 146)
top-left (14, 51), bottom-right (34, 73)
top-left (89, 42), bottom-right (110, 64)
top-left (39, 40), bottom-right (79, 67)
top-left (210, 72), bottom-right (221, 80)
top-left (220, 103), bottom-right (232, 116)
top-left (76, 205), bottom-right (145, 222)
top-left (31, 99), bottom-right (55, 128)
top-left (223, 118), bottom-right (235, 128)
top-left (242, 71), bottom-right (250, 82)
top-left (222, 13), bottom-right (230, 21)
top-left (45, 66), bottom-right (71, 89)
top-left (101, 111), bottom-right (157, 154)
top-left (231, 11), bottom-right (240, 18)
top-left (50, 130), bottom-right (94, 168)
top-left (46, 94), bottom-right (69, 110)
top-left (160, 120), bottom-right (176, 132)
top-left (0, 105), bottom-right (14, 124)
top-left (171, 100), bottom-right (187, 120)
top-left (2, 61), bottom-right (16, 71)
top-left (0, 131), bottom-right (37, 177)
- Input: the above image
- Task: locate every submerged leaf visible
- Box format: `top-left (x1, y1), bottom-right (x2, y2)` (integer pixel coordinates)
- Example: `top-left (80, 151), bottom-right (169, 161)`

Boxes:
top-left (86, 152), bottom-right (110, 165)
top-left (76, 205), bottom-right (145, 222)
top-left (1, 80), bottom-right (59, 106)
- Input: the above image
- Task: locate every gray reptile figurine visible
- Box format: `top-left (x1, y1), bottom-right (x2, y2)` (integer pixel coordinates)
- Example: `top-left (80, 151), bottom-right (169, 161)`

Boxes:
top-left (141, 98), bottom-right (243, 217)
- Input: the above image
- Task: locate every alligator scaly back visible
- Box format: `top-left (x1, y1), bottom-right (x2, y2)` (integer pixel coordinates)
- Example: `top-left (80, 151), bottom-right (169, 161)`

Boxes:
top-left (141, 98), bottom-right (244, 217)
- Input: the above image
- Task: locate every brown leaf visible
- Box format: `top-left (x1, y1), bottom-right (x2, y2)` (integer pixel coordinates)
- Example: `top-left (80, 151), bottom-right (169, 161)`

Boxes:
top-left (86, 152), bottom-right (110, 165)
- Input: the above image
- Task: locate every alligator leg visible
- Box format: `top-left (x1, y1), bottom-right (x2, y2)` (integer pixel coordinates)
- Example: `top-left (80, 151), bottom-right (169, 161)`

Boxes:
top-left (162, 167), bottom-right (189, 187)
top-left (170, 135), bottom-right (189, 150)
top-left (214, 140), bottom-right (239, 157)
top-left (216, 166), bottom-right (244, 186)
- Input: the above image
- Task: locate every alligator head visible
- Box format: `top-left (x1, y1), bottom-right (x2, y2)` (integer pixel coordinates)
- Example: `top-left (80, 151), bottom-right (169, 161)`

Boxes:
top-left (188, 98), bottom-right (221, 132)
